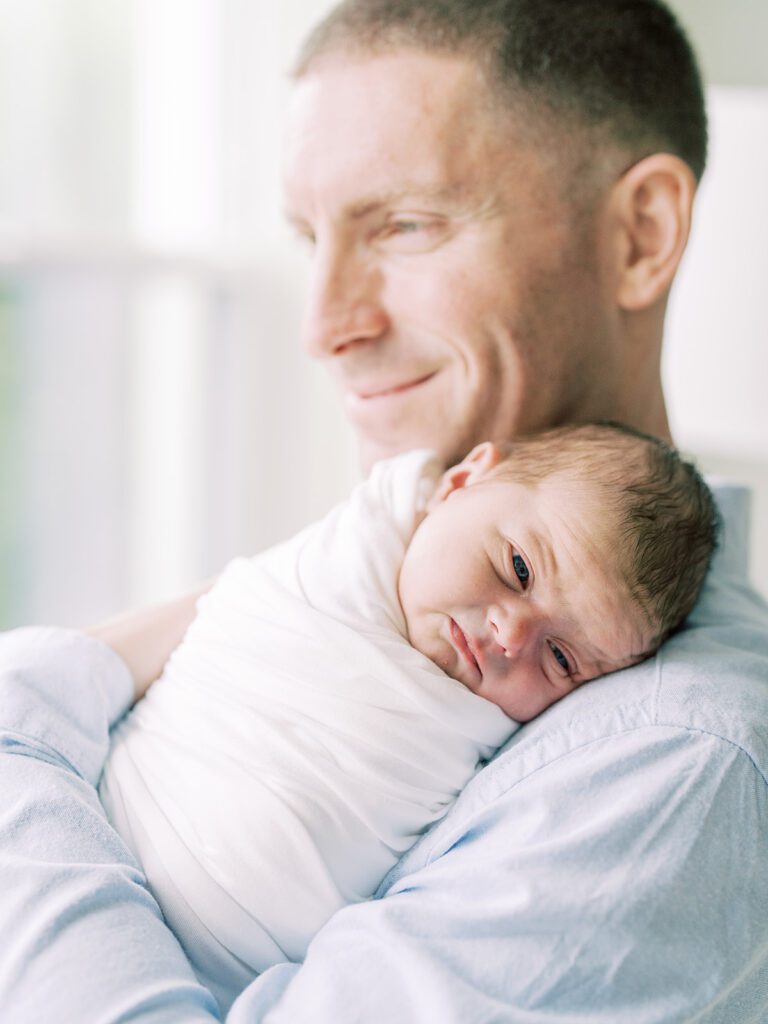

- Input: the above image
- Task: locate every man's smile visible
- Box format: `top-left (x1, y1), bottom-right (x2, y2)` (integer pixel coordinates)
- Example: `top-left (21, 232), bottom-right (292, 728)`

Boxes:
top-left (350, 372), bottom-right (437, 401)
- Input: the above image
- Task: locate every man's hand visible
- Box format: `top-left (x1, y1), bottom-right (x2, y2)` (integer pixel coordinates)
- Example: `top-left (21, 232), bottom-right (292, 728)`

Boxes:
top-left (86, 579), bottom-right (214, 703)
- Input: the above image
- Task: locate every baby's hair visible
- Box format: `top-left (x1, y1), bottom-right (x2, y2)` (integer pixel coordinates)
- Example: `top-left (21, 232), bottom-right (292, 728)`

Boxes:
top-left (491, 422), bottom-right (720, 650)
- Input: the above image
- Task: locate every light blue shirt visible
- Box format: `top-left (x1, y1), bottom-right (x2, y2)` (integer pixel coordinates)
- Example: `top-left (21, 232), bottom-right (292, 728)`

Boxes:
top-left (1, 485), bottom-right (767, 1023)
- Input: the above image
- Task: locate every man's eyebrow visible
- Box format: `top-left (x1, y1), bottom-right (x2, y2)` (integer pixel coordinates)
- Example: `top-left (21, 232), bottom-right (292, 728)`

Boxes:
top-left (283, 183), bottom-right (476, 227)
top-left (344, 184), bottom-right (467, 219)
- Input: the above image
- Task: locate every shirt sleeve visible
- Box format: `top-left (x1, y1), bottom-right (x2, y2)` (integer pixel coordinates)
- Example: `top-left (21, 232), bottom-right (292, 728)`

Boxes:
top-left (0, 627), bottom-right (222, 1023)
top-left (4, 626), bottom-right (768, 1023)
top-left (229, 724), bottom-right (768, 1023)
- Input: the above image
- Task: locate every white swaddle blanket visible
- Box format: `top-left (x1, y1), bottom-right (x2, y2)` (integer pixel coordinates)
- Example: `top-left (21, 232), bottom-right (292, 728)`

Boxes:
top-left (100, 449), bottom-right (514, 1008)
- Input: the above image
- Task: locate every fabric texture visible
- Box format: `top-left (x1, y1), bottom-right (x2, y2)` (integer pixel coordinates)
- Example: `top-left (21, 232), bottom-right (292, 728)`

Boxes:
top-left (1, 483), bottom-right (767, 1023)
top-left (99, 448), bottom-right (513, 1011)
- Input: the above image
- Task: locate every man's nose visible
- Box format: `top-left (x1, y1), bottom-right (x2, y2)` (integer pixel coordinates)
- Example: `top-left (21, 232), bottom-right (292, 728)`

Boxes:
top-left (301, 238), bottom-right (389, 359)
top-left (488, 602), bottom-right (541, 659)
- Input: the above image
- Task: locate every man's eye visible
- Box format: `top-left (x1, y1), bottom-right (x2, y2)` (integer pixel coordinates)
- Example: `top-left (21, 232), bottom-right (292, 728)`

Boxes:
top-left (378, 216), bottom-right (446, 252)
top-left (512, 552), bottom-right (530, 588)
top-left (383, 219), bottom-right (431, 242)
top-left (548, 641), bottom-right (570, 674)
top-left (390, 220), bottom-right (422, 234)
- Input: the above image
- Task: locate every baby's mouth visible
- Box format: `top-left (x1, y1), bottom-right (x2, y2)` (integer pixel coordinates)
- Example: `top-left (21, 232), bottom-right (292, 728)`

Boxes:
top-left (450, 618), bottom-right (481, 678)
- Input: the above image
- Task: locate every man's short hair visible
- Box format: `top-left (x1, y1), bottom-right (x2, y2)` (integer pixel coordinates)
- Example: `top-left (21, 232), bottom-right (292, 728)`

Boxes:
top-left (491, 422), bottom-right (720, 651)
top-left (295, 0), bottom-right (707, 182)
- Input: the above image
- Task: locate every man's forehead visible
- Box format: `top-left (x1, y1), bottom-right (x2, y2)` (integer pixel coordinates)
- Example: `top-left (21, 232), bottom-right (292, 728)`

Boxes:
top-left (283, 50), bottom-right (498, 159)
top-left (291, 48), bottom-right (489, 104)
top-left (281, 52), bottom-right (531, 217)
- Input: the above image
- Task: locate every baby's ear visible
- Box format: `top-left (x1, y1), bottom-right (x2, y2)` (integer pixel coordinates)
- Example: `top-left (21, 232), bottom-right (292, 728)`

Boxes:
top-left (427, 442), bottom-right (503, 510)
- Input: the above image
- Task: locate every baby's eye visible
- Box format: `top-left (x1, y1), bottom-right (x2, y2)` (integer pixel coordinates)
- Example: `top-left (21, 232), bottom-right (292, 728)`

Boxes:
top-left (512, 552), bottom-right (530, 589)
top-left (548, 640), bottom-right (570, 674)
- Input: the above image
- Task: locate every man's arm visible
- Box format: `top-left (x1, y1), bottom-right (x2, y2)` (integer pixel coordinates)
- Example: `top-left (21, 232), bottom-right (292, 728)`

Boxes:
top-left (232, 725), bottom-right (768, 1023)
top-left (0, 627), bottom-right (221, 1024)
top-left (86, 580), bottom-right (213, 703)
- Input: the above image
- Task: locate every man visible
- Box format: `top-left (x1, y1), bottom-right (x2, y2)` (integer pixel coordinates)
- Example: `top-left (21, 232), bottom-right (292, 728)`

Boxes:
top-left (1, 2), bottom-right (767, 1021)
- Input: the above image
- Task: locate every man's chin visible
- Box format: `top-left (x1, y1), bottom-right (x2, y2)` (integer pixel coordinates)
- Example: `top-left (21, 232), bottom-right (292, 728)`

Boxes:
top-left (358, 431), bottom-right (471, 474)
top-left (358, 436), bottom-right (405, 474)
top-left (345, 373), bottom-right (463, 470)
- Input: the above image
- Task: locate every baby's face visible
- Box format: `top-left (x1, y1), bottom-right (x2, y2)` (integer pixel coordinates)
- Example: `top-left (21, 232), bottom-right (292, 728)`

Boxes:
top-left (398, 445), bottom-right (653, 721)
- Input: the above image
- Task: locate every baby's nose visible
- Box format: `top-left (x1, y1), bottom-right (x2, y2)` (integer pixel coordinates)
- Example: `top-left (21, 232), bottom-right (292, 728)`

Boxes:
top-left (489, 605), bottom-right (539, 658)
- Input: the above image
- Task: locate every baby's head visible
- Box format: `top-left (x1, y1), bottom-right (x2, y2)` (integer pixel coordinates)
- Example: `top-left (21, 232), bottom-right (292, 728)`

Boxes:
top-left (398, 423), bottom-right (719, 721)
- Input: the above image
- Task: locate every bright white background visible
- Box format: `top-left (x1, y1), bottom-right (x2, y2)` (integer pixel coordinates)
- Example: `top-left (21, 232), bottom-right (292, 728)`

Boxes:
top-left (0, 0), bottom-right (766, 629)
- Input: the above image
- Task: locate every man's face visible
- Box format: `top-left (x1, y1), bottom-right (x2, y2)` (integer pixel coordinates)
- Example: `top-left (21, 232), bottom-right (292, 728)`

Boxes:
top-left (282, 52), bottom-right (622, 471)
top-left (397, 454), bottom-right (651, 722)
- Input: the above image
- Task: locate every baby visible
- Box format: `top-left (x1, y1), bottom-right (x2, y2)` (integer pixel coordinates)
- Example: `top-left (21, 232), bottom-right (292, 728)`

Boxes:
top-left (99, 422), bottom-right (717, 1013)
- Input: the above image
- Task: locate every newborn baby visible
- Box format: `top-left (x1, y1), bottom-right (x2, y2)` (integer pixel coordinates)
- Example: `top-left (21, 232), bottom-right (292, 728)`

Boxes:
top-left (99, 423), bottom-right (717, 1012)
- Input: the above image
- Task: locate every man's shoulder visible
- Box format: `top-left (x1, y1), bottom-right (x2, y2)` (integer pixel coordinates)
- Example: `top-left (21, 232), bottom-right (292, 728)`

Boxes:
top-left (584, 481), bottom-right (768, 761)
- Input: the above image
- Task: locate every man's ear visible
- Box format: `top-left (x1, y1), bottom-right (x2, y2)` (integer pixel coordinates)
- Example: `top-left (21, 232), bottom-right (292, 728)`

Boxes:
top-left (427, 442), bottom-right (503, 511)
top-left (611, 154), bottom-right (697, 311)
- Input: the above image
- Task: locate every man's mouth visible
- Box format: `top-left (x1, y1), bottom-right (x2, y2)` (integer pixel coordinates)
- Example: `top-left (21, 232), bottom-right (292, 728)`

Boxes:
top-left (450, 618), bottom-right (482, 679)
top-left (353, 372), bottom-right (436, 400)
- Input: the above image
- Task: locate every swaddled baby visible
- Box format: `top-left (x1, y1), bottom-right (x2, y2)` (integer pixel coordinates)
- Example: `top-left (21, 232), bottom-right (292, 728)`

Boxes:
top-left (100, 422), bottom-right (717, 1012)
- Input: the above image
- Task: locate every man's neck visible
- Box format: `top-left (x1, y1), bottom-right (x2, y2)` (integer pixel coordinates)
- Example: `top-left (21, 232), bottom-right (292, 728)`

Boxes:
top-left (624, 385), bottom-right (672, 445)
top-left (617, 306), bottom-right (673, 445)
